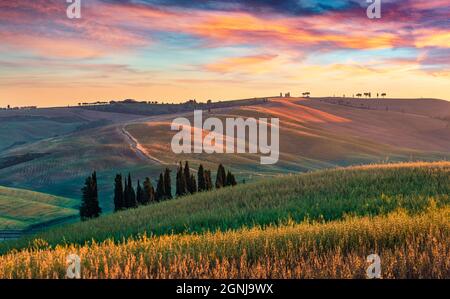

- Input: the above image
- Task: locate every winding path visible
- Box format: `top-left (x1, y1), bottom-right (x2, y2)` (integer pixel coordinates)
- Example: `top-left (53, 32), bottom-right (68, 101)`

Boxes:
top-left (120, 126), bottom-right (165, 165)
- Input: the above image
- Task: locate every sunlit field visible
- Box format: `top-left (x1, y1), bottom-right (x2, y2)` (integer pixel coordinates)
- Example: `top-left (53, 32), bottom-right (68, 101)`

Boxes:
top-left (0, 207), bottom-right (448, 279)
top-left (0, 162), bottom-right (448, 278)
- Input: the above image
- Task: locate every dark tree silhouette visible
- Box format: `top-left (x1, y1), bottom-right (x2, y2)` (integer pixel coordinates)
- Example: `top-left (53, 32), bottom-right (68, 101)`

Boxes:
top-left (190, 174), bottom-right (197, 194)
top-left (113, 174), bottom-right (124, 212)
top-left (215, 164), bottom-right (226, 189)
top-left (143, 177), bottom-right (155, 204)
top-left (125, 173), bottom-right (137, 208)
top-left (164, 168), bottom-right (172, 199)
top-left (176, 162), bottom-right (187, 197)
top-left (204, 170), bottom-right (213, 191)
top-left (156, 173), bottom-right (165, 201)
top-left (80, 171), bottom-right (102, 221)
top-left (226, 171), bottom-right (237, 187)
top-left (184, 161), bottom-right (193, 194)
top-left (136, 180), bottom-right (145, 205)
top-left (197, 164), bottom-right (206, 192)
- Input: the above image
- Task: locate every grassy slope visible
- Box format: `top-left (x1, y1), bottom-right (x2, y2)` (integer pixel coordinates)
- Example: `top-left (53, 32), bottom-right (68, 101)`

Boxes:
top-left (0, 186), bottom-right (78, 230)
top-left (126, 98), bottom-right (450, 179)
top-left (1, 97), bottom-right (448, 209)
top-left (1, 162), bottom-right (448, 253)
top-left (1, 207), bottom-right (447, 278)
top-left (0, 108), bottom-right (147, 207)
top-left (0, 125), bottom-right (161, 210)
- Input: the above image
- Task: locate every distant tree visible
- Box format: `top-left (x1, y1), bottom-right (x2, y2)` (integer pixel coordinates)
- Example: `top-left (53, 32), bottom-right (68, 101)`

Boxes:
top-left (176, 162), bottom-right (187, 197)
top-left (226, 171), bottom-right (237, 187)
top-left (80, 172), bottom-right (102, 221)
top-left (136, 180), bottom-right (145, 205)
top-left (190, 174), bottom-right (197, 194)
top-left (204, 170), bottom-right (213, 191)
top-left (124, 173), bottom-right (137, 208)
top-left (142, 177), bottom-right (155, 204)
top-left (184, 161), bottom-right (193, 194)
top-left (197, 164), bottom-right (206, 192)
top-left (156, 173), bottom-right (165, 201)
top-left (113, 174), bottom-right (124, 212)
top-left (215, 164), bottom-right (227, 189)
top-left (164, 168), bottom-right (172, 199)
top-left (80, 176), bottom-right (93, 220)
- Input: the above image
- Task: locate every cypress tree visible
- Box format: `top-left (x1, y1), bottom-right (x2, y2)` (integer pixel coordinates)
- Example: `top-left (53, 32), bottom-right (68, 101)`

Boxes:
top-left (113, 174), bottom-right (124, 212)
top-left (155, 173), bottom-right (165, 202)
top-left (91, 172), bottom-right (101, 216)
top-left (143, 177), bottom-right (155, 204)
top-left (190, 174), bottom-right (197, 194)
top-left (184, 161), bottom-right (192, 193)
top-left (80, 176), bottom-right (92, 221)
top-left (226, 171), bottom-right (237, 187)
top-left (176, 162), bottom-right (187, 197)
top-left (126, 173), bottom-right (137, 208)
top-left (80, 172), bottom-right (102, 221)
top-left (198, 164), bottom-right (206, 192)
top-left (123, 175), bottom-right (129, 208)
top-left (136, 180), bottom-right (145, 205)
top-left (215, 164), bottom-right (226, 189)
top-left (164, 168), bottom-right (172, 199)
top-left (204, 170), bottom-right (213, 191)
top-left (90, 171), bottom-right (101, 217)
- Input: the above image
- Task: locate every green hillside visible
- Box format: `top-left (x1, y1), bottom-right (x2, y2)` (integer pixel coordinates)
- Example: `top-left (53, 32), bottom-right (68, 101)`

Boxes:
top-left (0, 186), bottom-right (78, 230)
top-left (2, 162), bottom-right (448, 254)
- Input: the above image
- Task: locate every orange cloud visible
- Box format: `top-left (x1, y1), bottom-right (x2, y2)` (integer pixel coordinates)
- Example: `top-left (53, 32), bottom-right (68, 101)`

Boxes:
top-left (415, 30), bottom-right (450, 48)
top-left (189, 13), bottom-right (398, 49)
top-left (205, 54), bottom-right (279, 74)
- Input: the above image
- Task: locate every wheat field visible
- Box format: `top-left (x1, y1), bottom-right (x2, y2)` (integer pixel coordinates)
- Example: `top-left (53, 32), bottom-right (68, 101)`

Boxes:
top-left (0, 206), bottom-right (448, 279)
top-left (0, 162), bottom-right (448, 279)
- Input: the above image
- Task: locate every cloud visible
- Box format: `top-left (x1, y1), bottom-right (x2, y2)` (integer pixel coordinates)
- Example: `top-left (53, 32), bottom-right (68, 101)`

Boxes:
top-left (205, 54), bottom-right (279, 74)
top-left (1, 0), bottom-right (449, 104)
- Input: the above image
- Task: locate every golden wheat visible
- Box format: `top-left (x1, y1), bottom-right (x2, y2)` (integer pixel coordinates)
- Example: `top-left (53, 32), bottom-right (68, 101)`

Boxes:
top-left (1, 207), bottom-right (448, 279)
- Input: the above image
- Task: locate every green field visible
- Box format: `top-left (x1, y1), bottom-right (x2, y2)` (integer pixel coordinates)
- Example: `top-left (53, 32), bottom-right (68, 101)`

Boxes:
top-left (1, 98), bottom-right (449, 213)
top-left (0, 162), bottom-right (448, 278)
top-left (0, 186), bottom-right (78, 230)
top-left (1, 161), bottom-right (448, 253)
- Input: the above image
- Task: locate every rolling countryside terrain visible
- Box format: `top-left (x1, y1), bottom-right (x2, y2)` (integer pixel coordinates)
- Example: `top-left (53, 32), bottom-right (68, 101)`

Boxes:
top-left (0, 162), bottom-right (448, 278)
top-left (0, 97), bottom-right (449, 228)
top-left (125, 97), bottom-right (450, 175)
top-left (0, 186), bottom-right (77, 232)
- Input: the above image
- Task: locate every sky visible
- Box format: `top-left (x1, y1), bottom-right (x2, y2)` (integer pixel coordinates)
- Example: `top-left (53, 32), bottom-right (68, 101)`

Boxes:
top-left (0, 0), bottom-right (449, 107)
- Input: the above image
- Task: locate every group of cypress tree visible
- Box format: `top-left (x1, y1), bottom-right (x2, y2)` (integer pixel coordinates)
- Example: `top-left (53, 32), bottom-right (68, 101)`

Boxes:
top-left (80, 163), bottom-right (238, 220)
top-left (155, 168), bottom-right (172, 202)
top-left (113, 169), bottom-right (172, 212)
top-left (176, 162), bottom-right (236, 196)
top-left (215, 164), bottom-right (237, 188)
top-left (176, 161), bottom-right (212, 196)
top-left (80, 171), bottom-right (102, 221)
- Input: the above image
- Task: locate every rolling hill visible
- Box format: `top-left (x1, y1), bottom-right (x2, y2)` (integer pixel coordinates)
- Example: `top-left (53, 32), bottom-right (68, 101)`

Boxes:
top-left (0, 162), bottom-right (448, 278)
top-left (125, 97), bottom-right (450, 176)
top-left (1, 161), bottom-right (448, 251)
top-left (0, 97), bottom-right (449, 213)
top-left (0, 186), bottom-right (78, 231)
